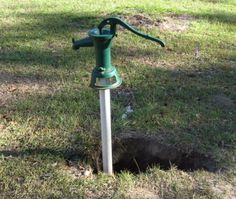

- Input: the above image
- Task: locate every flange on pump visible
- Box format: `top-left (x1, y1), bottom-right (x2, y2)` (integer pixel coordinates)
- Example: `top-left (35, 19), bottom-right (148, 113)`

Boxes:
top-left (72, 17), bottom-right (165, 89)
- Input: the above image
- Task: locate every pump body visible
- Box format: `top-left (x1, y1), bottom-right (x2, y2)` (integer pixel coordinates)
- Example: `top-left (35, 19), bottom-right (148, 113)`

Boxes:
top-left (72, 17), bottom-right (165, 174)
top-left (72, 17), bottom-right (165, 90)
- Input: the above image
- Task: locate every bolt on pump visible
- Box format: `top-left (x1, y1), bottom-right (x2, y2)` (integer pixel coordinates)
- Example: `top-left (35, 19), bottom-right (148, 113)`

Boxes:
top-left (72, 17), bottom-right (165, 174)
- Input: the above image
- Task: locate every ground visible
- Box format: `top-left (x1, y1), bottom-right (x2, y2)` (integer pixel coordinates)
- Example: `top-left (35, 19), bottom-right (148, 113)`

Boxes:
top-left (0, 0), bottom-right (236, 198)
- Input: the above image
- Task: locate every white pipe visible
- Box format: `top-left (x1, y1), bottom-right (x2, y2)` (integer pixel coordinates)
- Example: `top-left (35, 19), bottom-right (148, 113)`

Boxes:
top-left (99, 85), bottom-right (113, 174)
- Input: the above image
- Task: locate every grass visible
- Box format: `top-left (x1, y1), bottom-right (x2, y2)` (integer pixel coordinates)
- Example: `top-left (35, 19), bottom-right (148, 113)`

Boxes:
top-left (0, 0), bottom-right (236, 198)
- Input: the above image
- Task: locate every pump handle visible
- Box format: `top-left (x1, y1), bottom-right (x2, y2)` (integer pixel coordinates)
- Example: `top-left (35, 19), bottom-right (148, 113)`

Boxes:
top-left (98, 17), bottom-right (165, 47)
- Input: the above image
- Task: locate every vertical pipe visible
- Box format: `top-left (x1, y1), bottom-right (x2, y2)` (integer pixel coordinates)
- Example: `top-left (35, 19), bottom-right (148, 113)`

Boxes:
top-left (99, 87), bottom-right (113, 174)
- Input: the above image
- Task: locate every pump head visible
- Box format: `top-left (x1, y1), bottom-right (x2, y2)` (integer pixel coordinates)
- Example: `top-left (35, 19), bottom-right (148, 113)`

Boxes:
top-left (72, 17), bottom-right (165, 89)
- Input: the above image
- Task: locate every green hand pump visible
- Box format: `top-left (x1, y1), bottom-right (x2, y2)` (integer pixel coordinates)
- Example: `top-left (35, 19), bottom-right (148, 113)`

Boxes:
top-left (72, 17), bottom-right (165, 174)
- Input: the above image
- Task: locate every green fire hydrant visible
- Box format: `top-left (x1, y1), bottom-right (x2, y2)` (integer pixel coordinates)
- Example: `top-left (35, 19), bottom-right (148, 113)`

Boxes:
top-left (72, 17), bottom-right (165, 174)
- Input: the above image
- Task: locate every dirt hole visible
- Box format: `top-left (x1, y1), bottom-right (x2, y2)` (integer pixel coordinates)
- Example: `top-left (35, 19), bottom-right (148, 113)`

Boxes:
top-left (113, 133), bottom-right (218, 173)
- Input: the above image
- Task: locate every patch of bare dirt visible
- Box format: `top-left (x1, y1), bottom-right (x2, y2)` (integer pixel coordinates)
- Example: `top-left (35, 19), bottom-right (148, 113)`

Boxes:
top-left (64, 160), bottom-right (93, 179)
top-left (0, 71), bottom-right (61, 107)
top-left (125, 187), bottom-right (159, 199)
top-left (124, 14), bottom-right (158, 29)
top-left (159, 14), bottom-right (194, 32)
top-left (124, 14), bottom-right (194, 32)
top-left (113, 132), bottom-right (219, 173)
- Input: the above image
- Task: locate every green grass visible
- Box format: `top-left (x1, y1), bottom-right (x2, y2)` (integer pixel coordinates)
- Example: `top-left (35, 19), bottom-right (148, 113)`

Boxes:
top-left (0, 0), bottom-right (236, 198)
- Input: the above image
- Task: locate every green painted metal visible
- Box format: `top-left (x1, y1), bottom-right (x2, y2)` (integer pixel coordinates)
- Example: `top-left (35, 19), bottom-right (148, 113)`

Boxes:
top-left (89, 29), bottom-right (122, 89)
top-left (72, 17), bottom-right (165, 89)
top-left (98, 17), bottom-right (165, 47)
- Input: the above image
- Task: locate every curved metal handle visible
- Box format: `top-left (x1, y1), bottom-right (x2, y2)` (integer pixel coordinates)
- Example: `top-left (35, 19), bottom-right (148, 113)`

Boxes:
top-left (98, 17), bottom-right (165, 47)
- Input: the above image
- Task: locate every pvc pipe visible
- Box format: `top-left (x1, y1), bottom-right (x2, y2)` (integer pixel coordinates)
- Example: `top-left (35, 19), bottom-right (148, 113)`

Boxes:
top-left (99, 86), bottom-right (113, 174)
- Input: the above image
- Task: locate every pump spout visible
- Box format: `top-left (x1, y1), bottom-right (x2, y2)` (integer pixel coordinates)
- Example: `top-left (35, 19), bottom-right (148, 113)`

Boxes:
top-left (72, 37), bottom-right (94, 50)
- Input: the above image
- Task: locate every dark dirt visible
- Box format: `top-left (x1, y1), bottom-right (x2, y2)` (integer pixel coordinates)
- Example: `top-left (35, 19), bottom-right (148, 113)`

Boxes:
top-left (123, 14), bottom-right (194, 32)
top-left (112, 132), bottom-right (219, 173)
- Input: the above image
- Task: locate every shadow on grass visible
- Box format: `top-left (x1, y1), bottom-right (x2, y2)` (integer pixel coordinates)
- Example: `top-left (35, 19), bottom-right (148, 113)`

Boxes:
top-left (0, 12), bottom-right (104, 67)
top-left (0, 148), bottom-right (81, 159)
top-left (1, 64), bottom-right (235, 172)
top-left (0, 70), bottom-right (60, 84)
top-left (0, 10), bottom-right (235, 172)
top-left (1, 10), bottom-right (235, 68)
top-left (3, 12), bottom-right (103, 36)
top-left (197, 0), bottom-right (233, 5)
top-left (0, 47), bottom-right (75, 68)
top-left (193, 11), bottom-right (236, 25)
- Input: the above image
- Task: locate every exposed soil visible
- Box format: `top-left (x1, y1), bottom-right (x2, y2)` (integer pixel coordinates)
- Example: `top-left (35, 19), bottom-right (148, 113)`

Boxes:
top-left (113, 132), bottom-right (219, 173)
top-left (125, 187), bottom-right (158, 199)
top-left (159, 14), bottom-right (194, 32)
top-left (124, 14), bottom-right (194, 32)
top-left (64, 159), bottom-right (93, 179)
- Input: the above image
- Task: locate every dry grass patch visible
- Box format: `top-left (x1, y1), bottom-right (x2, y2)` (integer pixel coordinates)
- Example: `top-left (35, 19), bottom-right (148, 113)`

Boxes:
top-left (124, 14), bottom-right (194, 32)
top-left (0, 71), bottom-right (61, 107)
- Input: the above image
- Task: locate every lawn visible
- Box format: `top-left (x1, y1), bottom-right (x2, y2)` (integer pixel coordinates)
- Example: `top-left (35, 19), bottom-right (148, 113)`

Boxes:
top-left (0, 0), bottom-right (235, 198)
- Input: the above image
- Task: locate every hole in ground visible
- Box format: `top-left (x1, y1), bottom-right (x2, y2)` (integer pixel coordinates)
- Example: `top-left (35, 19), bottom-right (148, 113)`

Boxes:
top-left (112, 133), bottom-right (219, 173)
